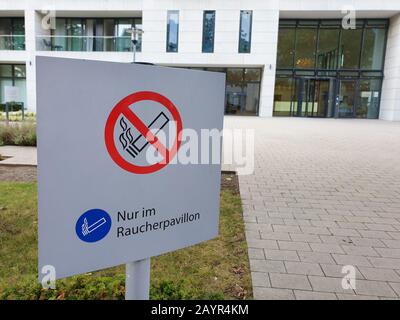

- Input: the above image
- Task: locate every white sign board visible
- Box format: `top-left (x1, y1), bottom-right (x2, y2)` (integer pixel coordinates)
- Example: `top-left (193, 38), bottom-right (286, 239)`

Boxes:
top-left (37, 57), bottom-right (225, 280)
top-left (4, 86), bottom-right (20, 103)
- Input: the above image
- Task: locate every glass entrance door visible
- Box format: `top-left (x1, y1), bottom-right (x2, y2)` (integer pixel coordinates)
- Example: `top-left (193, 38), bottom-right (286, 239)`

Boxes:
top-left (338, 80), bottom-right (357, 118)
top-left (295, 78), bottom-right (335, 117)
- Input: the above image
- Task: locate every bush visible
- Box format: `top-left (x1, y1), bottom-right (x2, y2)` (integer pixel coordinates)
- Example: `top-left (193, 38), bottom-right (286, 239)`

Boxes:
top-left (0, 276), bottom-right (226, 300)
top-left (0, 123), bottom-right (36, 146)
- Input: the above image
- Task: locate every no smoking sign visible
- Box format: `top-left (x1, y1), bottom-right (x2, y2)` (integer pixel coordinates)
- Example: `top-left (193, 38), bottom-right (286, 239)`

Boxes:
top-left (104, 91), bottom-right (183, 174)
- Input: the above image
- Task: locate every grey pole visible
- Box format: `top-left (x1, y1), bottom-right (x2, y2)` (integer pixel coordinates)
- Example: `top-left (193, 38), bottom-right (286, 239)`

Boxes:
top-left (125, 258), bottom-right (151, 300)
top-left (125, 26), bottom-right (150, 300)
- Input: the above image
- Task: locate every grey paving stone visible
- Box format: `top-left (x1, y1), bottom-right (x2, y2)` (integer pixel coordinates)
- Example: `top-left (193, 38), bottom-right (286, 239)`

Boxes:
top-left (269, 273), bottom-right (312, 291)
top-left (253, 287), bottom-right (295, 300)
top-left (298, 251), bottom-right (336, 264)
top-left (285, 261), bottom-right (324, 276)
top-left (294, 290), bottom-right (337, 300)
top-left (358, 266), bottom-right (400, 282)
top-left (249, 259), bottom-right (286, 273)
top-left (264, 249), bottom-right (299, 262)
top-left (251, 272), bottom-right (271, 288)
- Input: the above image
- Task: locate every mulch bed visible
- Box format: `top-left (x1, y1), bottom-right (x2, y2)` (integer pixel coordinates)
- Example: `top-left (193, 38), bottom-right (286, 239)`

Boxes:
top-left (0, 165), bottom-right (37, 182)
top-left (0, 165), bottom-right (241, 195)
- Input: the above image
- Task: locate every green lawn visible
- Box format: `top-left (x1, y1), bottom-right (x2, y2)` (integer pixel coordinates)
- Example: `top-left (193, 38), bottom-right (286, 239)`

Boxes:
top-left (0, 181), bottom-right (252, 300)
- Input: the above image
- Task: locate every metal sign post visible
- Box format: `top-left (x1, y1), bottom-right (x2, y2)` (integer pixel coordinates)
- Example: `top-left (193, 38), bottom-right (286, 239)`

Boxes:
top-left (125, 258), bottom-right (151, 300)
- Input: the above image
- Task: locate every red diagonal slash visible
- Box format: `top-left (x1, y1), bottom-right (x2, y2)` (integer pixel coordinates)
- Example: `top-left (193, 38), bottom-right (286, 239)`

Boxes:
top-left (122, 107), bottom-right (170, 162)
top-left (105, 91), bottom-right (182, 174)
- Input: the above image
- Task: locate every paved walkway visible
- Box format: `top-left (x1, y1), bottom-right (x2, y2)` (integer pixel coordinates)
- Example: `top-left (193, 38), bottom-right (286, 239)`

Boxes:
top-left (224, 116), bottom-right (400, 300)
top-left (0, 145), bottom-right (37, 166)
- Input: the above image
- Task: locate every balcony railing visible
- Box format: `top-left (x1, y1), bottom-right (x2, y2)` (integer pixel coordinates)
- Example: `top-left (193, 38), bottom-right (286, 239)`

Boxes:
top-left (36, 35), bottom-right (141, 52)
top-left (0, 35), bottom-right (25, 50)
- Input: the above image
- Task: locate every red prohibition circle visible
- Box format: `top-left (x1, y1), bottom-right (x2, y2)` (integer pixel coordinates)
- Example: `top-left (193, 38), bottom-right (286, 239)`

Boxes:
top-left (104, 91), bottom-right (183, 174)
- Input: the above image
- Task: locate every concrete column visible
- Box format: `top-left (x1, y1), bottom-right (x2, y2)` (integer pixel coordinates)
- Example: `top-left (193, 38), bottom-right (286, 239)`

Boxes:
top-left (24, 9), bottom-right (37, 112)
top-left (257, 10), bottom-right (279, 117)
top-left (380, 14), bottom-right (400, 121)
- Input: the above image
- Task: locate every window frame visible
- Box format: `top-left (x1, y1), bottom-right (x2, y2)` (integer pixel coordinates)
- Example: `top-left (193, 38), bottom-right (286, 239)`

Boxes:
top-left (202, 10), bottom-right (216, 53)
top-left (238, 10), bottom-right (253, 54)
top-left (166, 10), bottom-right (180, 53)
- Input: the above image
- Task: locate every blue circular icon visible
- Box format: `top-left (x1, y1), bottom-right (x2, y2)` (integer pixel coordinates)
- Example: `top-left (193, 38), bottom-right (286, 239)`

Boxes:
top-left (75, 209), bottom-right (112, 243)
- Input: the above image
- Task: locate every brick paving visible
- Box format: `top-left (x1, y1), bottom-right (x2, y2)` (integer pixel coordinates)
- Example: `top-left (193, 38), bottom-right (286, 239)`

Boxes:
top-left (224, 116), bottom-right (400, 300)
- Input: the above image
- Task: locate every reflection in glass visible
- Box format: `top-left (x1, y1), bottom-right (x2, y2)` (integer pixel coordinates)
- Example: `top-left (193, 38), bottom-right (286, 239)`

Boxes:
top-left (0, 18), bottom-right (25, 50)
top-left (340, 29), bottom-right (362, 69)
top-left (361, 28), bottom-right (386, 70)
top-left (277, 28), bottom-right (295, 68)
top-left (295, 28), bottom-right (317, 69)
top-left (273, 78), bottom-right (294, 116)
top-left (239, 11), bottom-right (252, 53)
top-left (202, 11), bottom-right (215, 53)
top-left (0, 64), bottom-right (26, 107)
top-left (338, 81), bottom-right (356, 118)
top-left (317, 28), bottom-right (340, 69)
top-left (357, 79), bottom-right (381, 118)
top-left (167, 11), bottom-right (179, 52)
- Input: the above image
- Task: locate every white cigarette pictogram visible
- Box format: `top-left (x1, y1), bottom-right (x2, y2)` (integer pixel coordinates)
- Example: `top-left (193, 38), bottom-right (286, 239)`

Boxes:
top-left (81, 217), bottom-right (107, 236)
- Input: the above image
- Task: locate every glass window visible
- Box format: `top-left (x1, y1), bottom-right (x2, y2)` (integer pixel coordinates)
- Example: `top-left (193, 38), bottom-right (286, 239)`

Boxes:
top-left (277, 28), bottom-right (295, 68)
top-left (340, 28), bottom-right (362, 69)
top-left (295, 28), bottom-right (317, 69)
top-left (361, 28), bottom-right (386, 70)
top-left (202, 11), bottom-right (216, 53)
top-left (244, 68), bottom-right (261, 82)
top-left (273, 77), bottom-right (294, 116)
top-left (68, 19), bottom-right (85, 51)
top-left (13, 65), bottom-right (25, 77)
top-left (116, 19), bottom-right (132, 52)
top-left (357, 79), bottom-right (381, 119)
top-left (239, 10), bottom-right (252, 53)
top-left (0, 64), bottom-right (12, 77)
top-left (317, 28), bottom-right (340, 69)
top-left (52, 18), bottom-right (67, 50)
top-left (166, 11), bottom-right (179, 52)
top-left (103, 19), bottom-right (114, 51)
top-left (0, 18), bottom-right (25, 50)
top-left (0, 64), bottom-right (27, 107)
top-left (134, 18), bottom-right (143, 52)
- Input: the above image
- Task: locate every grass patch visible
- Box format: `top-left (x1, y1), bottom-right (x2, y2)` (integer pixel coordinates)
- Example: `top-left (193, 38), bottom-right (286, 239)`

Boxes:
top-left (0, 180), bottom-right (252, 300)
top-left (0, 123), bottom-right (36, 146)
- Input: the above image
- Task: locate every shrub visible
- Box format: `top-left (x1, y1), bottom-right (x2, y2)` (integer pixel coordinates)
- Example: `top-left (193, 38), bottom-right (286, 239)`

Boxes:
top-left (0, 123), bottom-right (36, 146)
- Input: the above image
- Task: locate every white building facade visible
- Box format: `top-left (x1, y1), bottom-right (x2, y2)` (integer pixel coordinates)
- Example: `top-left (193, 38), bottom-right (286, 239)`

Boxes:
top-left (1, 0), bottom-right (400, 120)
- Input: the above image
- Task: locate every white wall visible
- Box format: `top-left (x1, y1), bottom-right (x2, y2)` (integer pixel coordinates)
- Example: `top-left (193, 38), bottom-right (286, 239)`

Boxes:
top-left (380, 14), bottom-right (400, 121)
top-left (0, 0), bottom-right (400, 119)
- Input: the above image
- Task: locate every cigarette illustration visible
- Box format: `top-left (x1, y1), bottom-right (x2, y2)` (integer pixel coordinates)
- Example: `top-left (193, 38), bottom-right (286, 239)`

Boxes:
top-left (119, 112), bottom-right (169, 159)
top-left (81, 217), bottom-right (107, 236)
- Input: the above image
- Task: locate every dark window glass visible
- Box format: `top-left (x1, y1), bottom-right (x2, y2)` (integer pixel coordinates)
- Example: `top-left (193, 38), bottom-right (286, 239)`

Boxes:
top-left (226, 68), bottom-right (260, 115)
top-left (244, 68), bottom-right (261, 82)
top-left (0, 64), bottom-right (26, 107)
top-left (12, 18), bottom-right (25, 50)
top-left (340, 28), bottom-right (362, 69)
top-left (357, 79), bottom-right (381, 119)
top-left (0, 64), bottom-right (12, 77)
top-left (277, 28), bottom-right (295, 68)
top-left (317, 28), bottom-right (340, 69)
top-left (0, 18), bottom-right (25, 50)
top-left (239, 10), bottom-right (252, 53)
top-left (116, 19), bottom-right (132, 52)
top-left (202, 11), bottom-right (215, 53)
top-left (166, 11), bottom-right (179, 52)
top-left (13, 65), bottom-right (26, 77)
top-left (67, 19), bottom-right (85, 51)
top-left (295, 28), bottom-right (317, 69)
top-left (361, 28), bottom-right (386, 70)
top-left (273, 77), bottom-right (294, 116)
